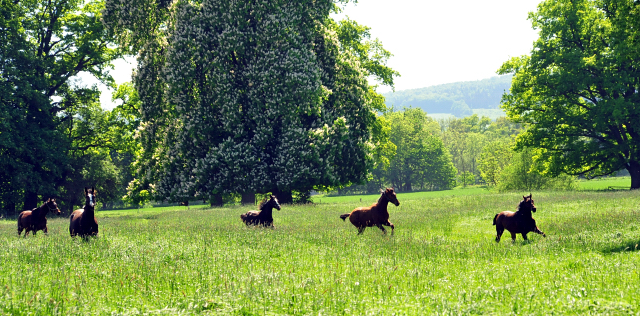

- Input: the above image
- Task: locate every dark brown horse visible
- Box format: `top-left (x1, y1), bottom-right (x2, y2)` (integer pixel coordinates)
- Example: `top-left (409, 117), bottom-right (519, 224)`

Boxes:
top-left (240, 195), bottom-right (281, 227)
top-left (340, 188), bottom-right (400, 235)
top-left (69, 187), bottom-right (99, 238)
top-left (493, 194), bottom-right (546, 242)
top-left (17, 198), bottom-right (61, 237)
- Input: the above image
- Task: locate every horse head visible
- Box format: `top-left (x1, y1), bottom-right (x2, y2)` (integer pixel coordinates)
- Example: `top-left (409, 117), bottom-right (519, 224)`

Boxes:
top-left (519, 194), bottom-right (536, 212)
top-left (84, 187), bottom-right (97, 209)
top-left (269, 195), bottom-right (281, 211)
top-left (45, 198), bottom-right (61, 215)
top-left (259, 195), bottom-right (281, 211)
top-left (382, 188), bottom-right (400, 206)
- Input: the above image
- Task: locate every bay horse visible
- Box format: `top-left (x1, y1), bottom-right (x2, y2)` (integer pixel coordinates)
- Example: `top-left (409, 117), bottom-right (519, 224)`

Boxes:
top-left (340, 188), bottom-right (400, 235)
top-left (17, 198), bottom-right (61, 237)
top-left (493, 194), bottom-right (546, 242)
top-left (69, 187), bottom-right (99, 238)
top-left (240, 195), bottom-right (281, 227)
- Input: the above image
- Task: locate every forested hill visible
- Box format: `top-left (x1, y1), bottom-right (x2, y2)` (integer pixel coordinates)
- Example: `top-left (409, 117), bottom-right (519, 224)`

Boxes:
top-left (383, 75), bottom-right (513, 117)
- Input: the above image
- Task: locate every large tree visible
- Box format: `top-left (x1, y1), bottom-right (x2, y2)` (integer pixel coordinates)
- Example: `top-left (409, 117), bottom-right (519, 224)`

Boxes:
top-left (103, 0), bottom-right (397, 203)
top-left (386, 108), bottom-right (456, 191)
top-left (0, 0), bottom-right (121, 213)
top-left (498, 0), bottom-right (640, 189)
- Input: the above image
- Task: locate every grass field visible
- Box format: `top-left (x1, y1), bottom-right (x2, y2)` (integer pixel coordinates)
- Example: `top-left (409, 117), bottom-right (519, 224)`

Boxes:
top-left (1, 189), bottom-right (639, 315)
top-left (577, 176), bottom-right (632, 191)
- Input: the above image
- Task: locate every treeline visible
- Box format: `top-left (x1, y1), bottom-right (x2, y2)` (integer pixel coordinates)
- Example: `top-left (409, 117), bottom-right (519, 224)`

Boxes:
top-left (383, 75), bottom-right (512, 117)
top-left (337, 110), bottom-right (576, 195)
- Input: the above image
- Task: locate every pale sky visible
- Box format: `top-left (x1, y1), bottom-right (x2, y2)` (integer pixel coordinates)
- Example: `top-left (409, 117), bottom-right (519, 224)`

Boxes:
top-left (91, 0), bottom-right (542, 110)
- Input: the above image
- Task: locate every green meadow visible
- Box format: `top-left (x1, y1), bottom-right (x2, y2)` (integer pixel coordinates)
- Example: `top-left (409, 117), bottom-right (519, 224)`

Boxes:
top-left (1, 187), bottom-right (639, 315)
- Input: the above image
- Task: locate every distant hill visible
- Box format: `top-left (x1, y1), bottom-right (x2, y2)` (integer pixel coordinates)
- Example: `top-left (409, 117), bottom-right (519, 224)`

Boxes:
top-left (383, 75), bottom-right (512, 117)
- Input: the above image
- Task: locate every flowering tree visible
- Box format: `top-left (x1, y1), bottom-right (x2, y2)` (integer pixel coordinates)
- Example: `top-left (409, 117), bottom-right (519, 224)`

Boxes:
top-left (103, 0), bottom-right (397, 203)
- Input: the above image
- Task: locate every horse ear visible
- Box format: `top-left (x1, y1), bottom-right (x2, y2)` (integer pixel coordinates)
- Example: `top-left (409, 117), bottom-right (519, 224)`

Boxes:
top-left (85, 187), bottom-right (88, 194)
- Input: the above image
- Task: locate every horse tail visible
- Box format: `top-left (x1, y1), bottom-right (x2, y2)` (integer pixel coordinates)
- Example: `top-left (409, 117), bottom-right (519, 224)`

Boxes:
top-left (17, 211), bottom-right (26, 227)
top-left (339, 213), bottom-right (350, 221)
top-left (493, 214), bottom-right (498, 226)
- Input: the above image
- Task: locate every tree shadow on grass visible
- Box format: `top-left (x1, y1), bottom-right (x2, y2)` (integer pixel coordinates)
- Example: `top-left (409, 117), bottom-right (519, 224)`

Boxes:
top-left (601, 239), bottom-right (640, 254)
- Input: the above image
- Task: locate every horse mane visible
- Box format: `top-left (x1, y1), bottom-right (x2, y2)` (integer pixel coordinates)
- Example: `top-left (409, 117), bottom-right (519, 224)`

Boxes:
top-left (31, 199), bottom-right (50, 216)
top-left (515, 196), bottom-right (532, 214)
top-left (258, 196), bottom-right (275, 210)
top-left (377, 192), bottom-right (387, 204)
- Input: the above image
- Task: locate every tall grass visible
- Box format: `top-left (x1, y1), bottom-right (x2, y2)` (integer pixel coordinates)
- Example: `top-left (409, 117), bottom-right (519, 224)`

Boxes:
top-left (0, 190), bottom-right (639, 315)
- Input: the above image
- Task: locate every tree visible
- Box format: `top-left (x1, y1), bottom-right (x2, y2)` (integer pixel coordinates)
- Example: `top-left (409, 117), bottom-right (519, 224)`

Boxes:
top-left (103, 0), bottom-right (398, 203)
top-left (478, 138), bottom-right (514, 186)
top-left (498, 0), bottom-right (640, 189)
top-left (386, 108), bottom-right (456, 191)
top-left (498, 147), bottom-right (576, 192)
top-left (0, 0), bottom-right (121, 214)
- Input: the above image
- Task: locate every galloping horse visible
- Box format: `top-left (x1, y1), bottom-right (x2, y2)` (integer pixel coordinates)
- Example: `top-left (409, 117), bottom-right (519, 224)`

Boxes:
top-left (340, 188), bottom-right (400, 235)
top-left (17, 198), bottom-right (61, 237)
top-left (493, 194), bottom-right (546, 242)
top-left (240, 195), bottom-right (281, 227)
top-left (69, 187), bottom-right (99, 238)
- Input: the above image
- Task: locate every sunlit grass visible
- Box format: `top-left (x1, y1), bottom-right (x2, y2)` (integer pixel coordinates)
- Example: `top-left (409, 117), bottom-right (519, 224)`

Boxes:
top-left (0, 190), bottom-right (639, 314)
top-left (577, 176), bottom-right (631, 191)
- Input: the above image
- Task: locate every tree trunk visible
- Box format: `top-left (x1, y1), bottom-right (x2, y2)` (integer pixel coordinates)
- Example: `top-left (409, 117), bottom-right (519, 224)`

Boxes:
top-left (628, 161), bottom-right (640, 190)
top-left (210, 193), bottom-right (223, 207)
top-left (5, 202), bottom-right (16, 217)
top-left (405, 180), bottom-right (412, 192)
top-left (272, 188), bottom-right (293, 204)
top-left (23, 191), bottom-right (38, 211)
top-left (241, 192), bottom-right (256, 205)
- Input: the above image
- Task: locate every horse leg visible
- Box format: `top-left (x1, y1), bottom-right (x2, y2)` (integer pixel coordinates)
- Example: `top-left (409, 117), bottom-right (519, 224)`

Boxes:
top-left (495, 224), bottom-right (504, 242)
top-left (383, 220), bottom-right (395, 235)
top-left (510, 232), bottom-right (517, 241)
top-left (376, 224), bottom-right (387, 234)
top-left (534, 227), bottom-right (546, 237)
top-left (44, 226), bottom-right (48, 235)
top-left (357, 227), bottom-right (365, 234)
top-left (522, 232), bottom-right (528, 241)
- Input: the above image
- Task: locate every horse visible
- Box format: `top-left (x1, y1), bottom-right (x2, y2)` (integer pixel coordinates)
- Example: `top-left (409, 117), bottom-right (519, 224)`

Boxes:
top-left (493, 194), bottom-right (546, 242)
top-left (240, 195), bottom-right (281, 227)
top-left (17, 198), bottom-right (61, 237)
top-left (69, 187), bottom-right (99, 238)
top-left (340, 188), bottom-right (400, 235)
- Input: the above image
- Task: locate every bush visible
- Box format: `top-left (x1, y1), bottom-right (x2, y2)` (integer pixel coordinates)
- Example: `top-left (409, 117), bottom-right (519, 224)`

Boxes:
top-left (498, 148), bottom-right (577, 191)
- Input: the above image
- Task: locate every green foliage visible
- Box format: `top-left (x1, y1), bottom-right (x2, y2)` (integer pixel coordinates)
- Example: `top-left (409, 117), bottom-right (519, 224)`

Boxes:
top-left (478, 138), bottom-right (514, 186)
top-left (498, 0), bottom-right (640, 189)
top-left (384, 75), bottom-right (513, 117)
top-left (103, 0), bottom-right (397, 202)
top-left (457, 171), bottom-right (476, 187)
top-left (385, 108), bottom-right (457, 191)
top-left (441, 114), bottom-right (524, 186)
top-left (123, 178), bottom-right (151, 207)
top-left (498, 148), bottom-right (577, 192)
top-left (0, 0), bottom-right (121, 212)
top-left (1, 190), bottom-right (640, 314)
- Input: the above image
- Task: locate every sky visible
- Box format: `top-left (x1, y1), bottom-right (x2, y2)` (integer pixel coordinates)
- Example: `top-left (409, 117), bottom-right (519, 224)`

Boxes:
top-left (92, 0), bottom-right (542, 110)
